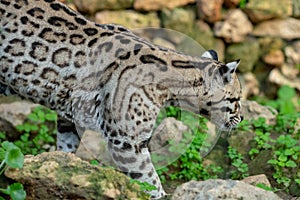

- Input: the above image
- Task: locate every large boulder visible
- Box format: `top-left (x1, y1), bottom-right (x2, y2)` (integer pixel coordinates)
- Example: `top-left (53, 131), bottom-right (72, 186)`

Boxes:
top-left (172, 179), bottom-right (282, 200)
top-left (5, 151), bottom-right (150, 200)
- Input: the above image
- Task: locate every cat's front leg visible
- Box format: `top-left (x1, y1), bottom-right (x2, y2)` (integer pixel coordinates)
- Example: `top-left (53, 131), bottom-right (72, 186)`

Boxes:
top-left (107, 139), bottom-right (166, 199)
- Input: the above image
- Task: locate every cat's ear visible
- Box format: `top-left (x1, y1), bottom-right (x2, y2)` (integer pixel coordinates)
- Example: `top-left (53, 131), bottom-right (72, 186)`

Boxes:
top-left (201, 49), bottom-right (218, 61)
top-left (218, 59), bottom-right (240, 84)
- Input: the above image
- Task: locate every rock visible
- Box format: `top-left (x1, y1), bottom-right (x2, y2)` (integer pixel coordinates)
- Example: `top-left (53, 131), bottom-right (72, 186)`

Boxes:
top-left (76, 129), bottom-right (115, 167)
top-left (285, 40), bottom-right (300, 66)
top-left (150, 117), bottom-right (191, 168)
top-left (134, 0), bottom-right (196, 11)
top-left (95, 10), bottom-right (160, 29)
top-left (244, 0), bottom-right (293, 23)
top-left (253, 18), bottom-right (300, 40)
top-left (281, 64), bottom-right (300, 80)
top-left (161, 9), bottom-right (225, 54)
top-left (269, 68), bottom-right (300, 91)
top-left (240, 73), bottom-right (260, 99)
top-left (0, 99), bottom-right (38, 138)
top-left (258, 37), bottom-right (284, 58)
top-left (283, 40), bottom-right (300, 79)
top-left (262, 50), bottom-right (284, 67)
top-left (197, 0), bottom-right (224, 23)
top-left (214, 9), bottom-right (253, 43)
top-left (225, 38), bottom-right (260, 73)
top-left (5, 152), bottom-right (149, 200)
top-left (240, 100), bottom-right (277, 125)
top-left (224, 0), bottom-right (241, 8)
top-left (294, 0), bottom-right (300, 18)
top-left (73, 0), bottom-right (133, 14)
top-left (248, 150), bottom-right (273, 175)
top-left (172, 179), bottom-right (282, 200)
top-left (161, 8), bottom-right (196, 33)
top-left (242, 174), bottom-right (272, 188)
top-left (193, 21), bottom-right (225, 58)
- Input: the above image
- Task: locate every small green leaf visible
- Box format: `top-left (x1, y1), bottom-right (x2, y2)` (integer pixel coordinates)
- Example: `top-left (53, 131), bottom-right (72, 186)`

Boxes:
top-left (90, 160), bottom-right (99, 165)
top-left (256, 183), bottom-right (273, 191)
top-left (284, 149), bottom-right (294, 156)
top-left (267, 159), bottom-right (278, 165)
top-left (278, 154), bottom-right (287, 162)
top-left (45, 113), bottom-right (57, 121)
top-left (285, 160), bottom-right (297, 168)
top-left (8, 183), bottom-right (26, 200)
top-left (1, 141), bottom-right (16, 151)
top-left (5, 148), bottom-right (24, 169)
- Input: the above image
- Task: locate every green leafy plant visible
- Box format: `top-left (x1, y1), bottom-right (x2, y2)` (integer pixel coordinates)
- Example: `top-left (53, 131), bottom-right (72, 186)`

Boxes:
top-left (130, 180), bottom-right (157, 192)
top-left (0, 141), bottom-right (26, 200)
top-left (156, 109), bottom-right (223, 182)
top-left (13, 106), bottom-right (57, 155)
top-left (265, 85), bottom-right (298, 115)
top-left (227, 146), bottom-right (249, 179)
top-left (248, 85), bottom-right (300, 193)
top-left (267, 134), bottom-right (300, 188)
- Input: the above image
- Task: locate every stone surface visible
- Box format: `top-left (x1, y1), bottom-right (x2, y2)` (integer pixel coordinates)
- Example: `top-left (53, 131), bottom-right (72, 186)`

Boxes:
top-left (134, 0), bottom-right (196, 11)
top-left (283, 40), bottom-right (300, 79)
top-left (5, 152), bottom-right (149, 200)
top-left (214, 9), bottom-right (253, 43)
top-left (244, 0), bottom-right (293, 23)
top-left (240, 100), bottom-right (277, 125)
top-left (76, 129), bottom-right (114, 167)
top-left (263, 50), bottom-right (285, 67)
top-left (150, 117), bottom-right (191, 168)
top-left (193, 21), bottom-right (225, 58)
top-left (240, 73), bottom-right (260, 99)
top-left (95, 10), bottom-right (160, 29)
top-left (258, 37), bottom-right (284, 59)
top-left (242, 174), bottom-right (272, 188)
top-left (285, 40), bottom-right (300, 66)
top-left (172, 179), bottom-right (282, 200)
top-left (269, 68), bottom-right (300, 91)
top-left (294, 0), bottom-right (300, 18)
top-left (161, 8), bottom-right (196, 33)
top-left (197, 0), bottom-right (224, 23)
top-left (225, 38), bottom-right (260, 73)
top-left (0, 98), bottom-right (38, 137)
top-left (73, 0), bottom-right (133, 14)
top-left (253, 18), bottom-right (300, 40)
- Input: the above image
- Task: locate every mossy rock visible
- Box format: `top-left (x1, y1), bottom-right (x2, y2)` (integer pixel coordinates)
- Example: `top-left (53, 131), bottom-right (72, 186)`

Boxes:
top-left (226, 38), bottom-right (260, 73)
top-left (5, 151), bottom-right (150, 200)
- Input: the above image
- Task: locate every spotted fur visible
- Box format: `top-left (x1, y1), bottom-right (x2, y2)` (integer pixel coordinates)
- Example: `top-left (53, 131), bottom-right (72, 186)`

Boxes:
top-left (0, 0), bottom-right (243, 198)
